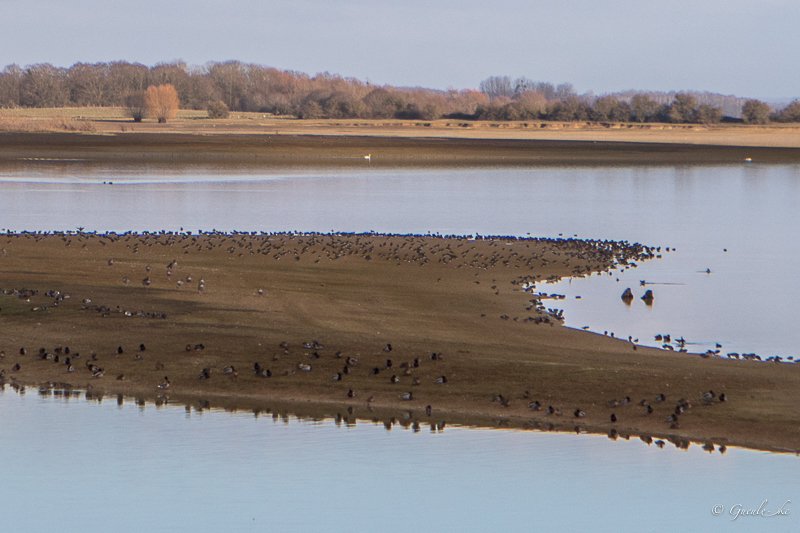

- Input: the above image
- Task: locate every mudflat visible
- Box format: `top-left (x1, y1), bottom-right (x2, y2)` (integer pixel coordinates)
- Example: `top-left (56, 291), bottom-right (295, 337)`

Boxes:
top-left (1, 231), bottom-right (798, 453)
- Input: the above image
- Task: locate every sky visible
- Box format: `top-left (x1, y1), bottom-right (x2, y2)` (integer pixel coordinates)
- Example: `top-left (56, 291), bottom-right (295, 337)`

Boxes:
top-left (1, 0), bottom-right (799, 100)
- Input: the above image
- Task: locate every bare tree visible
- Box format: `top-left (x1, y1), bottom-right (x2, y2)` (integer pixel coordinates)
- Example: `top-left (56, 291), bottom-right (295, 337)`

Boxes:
top-left (125, 91), bottom-right (147, 122)
top-left (691, 104), bottom-right (722, 124)
top-left (630, 94), bottom-right (659, 122)
top-left (19, 63), bottom-right (69, 107)
top-left (667, 92), bottom-right (698, 123)
top-left (741, 99), bottom-right (771, 124)
top-left (0, 64), bottom-right (23, 107)
top-left (479, 76), bottom-right (514, 99)
top-left (772, 100), bottom-right (800, 122)
top-left (145, 84), bottom-right (179, 123)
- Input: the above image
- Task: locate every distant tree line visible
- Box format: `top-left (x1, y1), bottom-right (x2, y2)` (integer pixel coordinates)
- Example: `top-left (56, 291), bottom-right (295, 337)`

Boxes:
top-left (0, 62), bottom-right (798, 124)
top-left (475, 75), bottom-right (799, 124)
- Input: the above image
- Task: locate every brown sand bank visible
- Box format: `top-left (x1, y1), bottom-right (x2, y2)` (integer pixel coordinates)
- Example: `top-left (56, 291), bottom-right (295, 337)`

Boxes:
top-left (1, 231), bottom-right (798, 453)
top-left (2, 130), bottom-right (800, 169)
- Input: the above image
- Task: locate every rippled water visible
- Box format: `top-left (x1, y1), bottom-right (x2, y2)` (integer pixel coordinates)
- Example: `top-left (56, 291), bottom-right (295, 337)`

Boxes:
top-left (1, 162), bottom-right (798, 358)
top-left (0, 388), bottom-right (795, 533)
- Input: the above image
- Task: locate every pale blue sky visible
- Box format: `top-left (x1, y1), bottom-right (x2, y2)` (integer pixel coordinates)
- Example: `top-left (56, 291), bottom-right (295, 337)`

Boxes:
top-left (2, 0), bottom-right (798, 99)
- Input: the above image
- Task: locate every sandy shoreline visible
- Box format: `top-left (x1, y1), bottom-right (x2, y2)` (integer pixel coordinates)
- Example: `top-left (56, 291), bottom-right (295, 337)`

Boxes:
top-left (1, 231), bottom-right (798, 453)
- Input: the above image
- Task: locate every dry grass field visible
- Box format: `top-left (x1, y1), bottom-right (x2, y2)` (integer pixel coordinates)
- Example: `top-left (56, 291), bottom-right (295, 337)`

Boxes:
top-left (3, 106), bottom-right (800, 148)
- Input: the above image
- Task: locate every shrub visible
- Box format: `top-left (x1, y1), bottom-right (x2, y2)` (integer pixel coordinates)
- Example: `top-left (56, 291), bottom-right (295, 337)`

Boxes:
top-left (207, 100), bottom-right (229, 119)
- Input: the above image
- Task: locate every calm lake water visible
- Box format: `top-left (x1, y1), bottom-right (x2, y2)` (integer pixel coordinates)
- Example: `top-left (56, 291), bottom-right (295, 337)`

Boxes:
top-left (1, 161), bottom-right (799, 531)
top-left (1, 161), bottom-right (799, 358)
top-left (0, 388), bottom-right (795, 533)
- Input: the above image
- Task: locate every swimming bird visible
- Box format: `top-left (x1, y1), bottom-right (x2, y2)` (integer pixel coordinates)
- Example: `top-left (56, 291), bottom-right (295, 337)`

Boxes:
top-left (401, 392), bottom-right (413, 401)
top-left (297, 363), bottom-right (312, 372)
top-left (435, 375), bottom-right (448, 384)
top-left (198, 368), bottom-right (210, 380)
top-left (390, 375), bottom-right (400, 383)
top-left (655, 393), bottom-right (665, 402)
top-left (332, 373), bottom-right (343, 381)
top-left (425, 405), bottom-right (432, 416)
top-left (383, 343), bottom-right (392, 352)
top-left (574, 409), bottom-right (585, 418)
top-left (158, 376), bottom-right (170, 390)
top-left (11, 363), bottom-right (20, 372)
top-left (609, 413), bottom-right (617, 423)
top-left (347, 389), bottom-right (355, 398)
top-left (529, 401), bottom-right (541, 411)
top-left (261, 369), bottom-right (272, 378)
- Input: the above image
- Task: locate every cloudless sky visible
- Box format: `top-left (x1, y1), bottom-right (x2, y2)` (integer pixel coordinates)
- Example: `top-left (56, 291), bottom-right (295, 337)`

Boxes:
top-left (2, 0), bottom-right (798, 99)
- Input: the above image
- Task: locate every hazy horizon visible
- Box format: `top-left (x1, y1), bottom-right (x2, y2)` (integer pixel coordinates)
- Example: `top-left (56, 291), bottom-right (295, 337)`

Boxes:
top-left (2, 0), bottom-right (799, 101)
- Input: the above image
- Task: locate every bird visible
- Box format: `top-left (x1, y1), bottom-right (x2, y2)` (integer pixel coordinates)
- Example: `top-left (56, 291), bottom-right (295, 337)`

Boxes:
top-left (390, 375), bottom-right (400, 383)
top-left (364, 154), bottom-right (371, 162)
top-left (401, 392), bottom-right (413, 401)
top-left (435, 375), bottom-right (448, 384)
top-left (332, 373), bottom-right (343, 381)
top-left (158, 376), bottom-right (170, 390)
top-left (609, 413), bottom-right (617, 423)
top-left (347, 389), bottom-right (355, 398)
top-left (261, 369), bottom-right (272, 378)
top-left (574, 409), bottom-right (585, 418)
top-left (383, 343), bottom-right (392, 352)
top-left (11, 363), bottom-right (20, 372)
top-left (198, 368), bottom-right (211, 379)
top-left (529, 401), bottom-right (541, 411)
